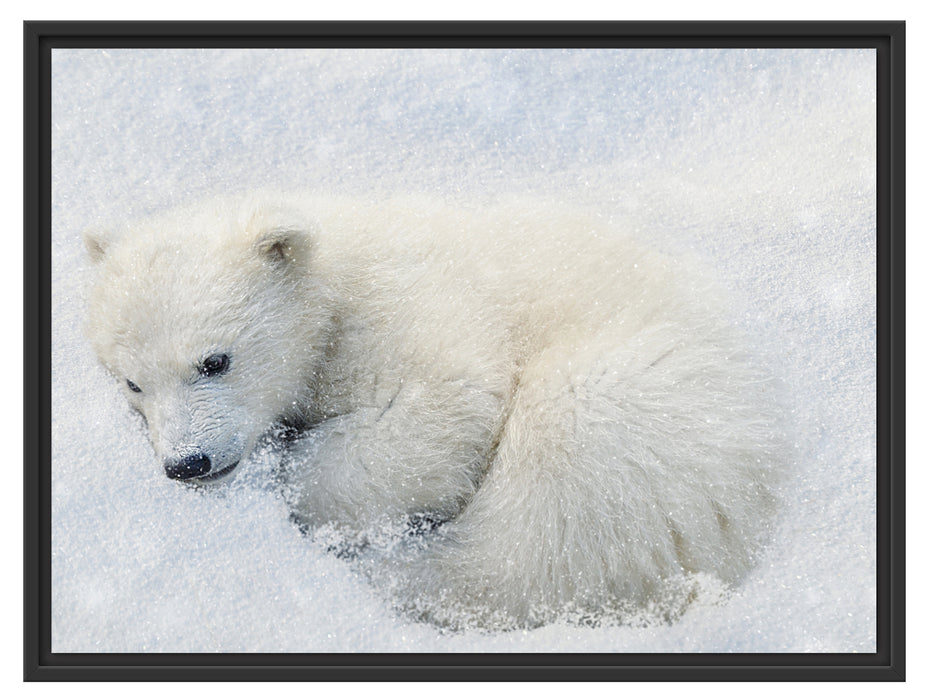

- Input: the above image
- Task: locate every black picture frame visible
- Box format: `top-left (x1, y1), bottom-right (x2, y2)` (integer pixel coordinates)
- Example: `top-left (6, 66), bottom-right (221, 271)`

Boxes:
top-left (24, 20), bottom-right (905, 681)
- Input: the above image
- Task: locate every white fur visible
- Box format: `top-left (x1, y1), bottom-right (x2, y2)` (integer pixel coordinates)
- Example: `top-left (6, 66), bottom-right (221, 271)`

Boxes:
top-left (85, 193), bottom-right (787, 628)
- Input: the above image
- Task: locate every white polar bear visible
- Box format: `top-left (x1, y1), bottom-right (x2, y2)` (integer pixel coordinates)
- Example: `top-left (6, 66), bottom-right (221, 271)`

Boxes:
top-left (84, 192), bottom-right (787, 629)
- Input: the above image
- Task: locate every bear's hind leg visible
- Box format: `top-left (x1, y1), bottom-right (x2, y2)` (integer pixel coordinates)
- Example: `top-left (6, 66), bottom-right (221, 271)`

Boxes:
top-left (403, 331), bottom-right (783, 629)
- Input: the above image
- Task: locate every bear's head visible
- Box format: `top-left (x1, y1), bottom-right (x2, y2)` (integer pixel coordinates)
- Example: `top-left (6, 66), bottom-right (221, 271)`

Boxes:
top-left (84, 196), bottom-right (332, 484)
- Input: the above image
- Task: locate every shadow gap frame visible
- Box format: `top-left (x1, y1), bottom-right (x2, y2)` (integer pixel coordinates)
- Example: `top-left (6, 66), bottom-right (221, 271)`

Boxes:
top-left (24, 19), bottom-right (905, 682)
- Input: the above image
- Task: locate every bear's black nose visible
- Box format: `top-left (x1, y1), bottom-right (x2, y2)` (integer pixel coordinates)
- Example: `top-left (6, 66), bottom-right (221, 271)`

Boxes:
top-left (164, 454), bottom-right (212, 480)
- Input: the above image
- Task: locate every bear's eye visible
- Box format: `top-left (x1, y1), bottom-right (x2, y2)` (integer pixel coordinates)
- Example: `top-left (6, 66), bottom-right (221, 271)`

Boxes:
top-left (126, 379), bottom-right (142, 393)
top-left (199, 353), bottom-right (230, 378)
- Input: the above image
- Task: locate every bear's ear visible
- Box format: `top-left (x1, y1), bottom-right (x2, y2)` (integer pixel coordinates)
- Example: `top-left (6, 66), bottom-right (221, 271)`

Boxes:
top-left (83, 228), bottom-right (115, 264)
top-left (253, 226), bottom-right (312, 269)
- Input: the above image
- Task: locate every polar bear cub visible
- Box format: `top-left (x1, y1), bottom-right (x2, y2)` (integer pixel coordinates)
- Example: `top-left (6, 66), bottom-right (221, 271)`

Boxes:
top-left (84, 193), bottom-right (787, 628)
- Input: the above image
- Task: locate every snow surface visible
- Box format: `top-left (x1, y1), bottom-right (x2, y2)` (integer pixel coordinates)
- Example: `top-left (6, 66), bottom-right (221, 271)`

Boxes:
top-left (50, 48), bottom-right (876, 653)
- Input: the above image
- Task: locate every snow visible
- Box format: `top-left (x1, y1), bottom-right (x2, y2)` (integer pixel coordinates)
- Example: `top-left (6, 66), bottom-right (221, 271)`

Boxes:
top-left (50, 48), bottom-right (876, 653)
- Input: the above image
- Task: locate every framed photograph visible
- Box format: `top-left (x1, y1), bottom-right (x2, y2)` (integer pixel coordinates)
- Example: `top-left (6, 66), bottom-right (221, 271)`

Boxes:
top-left (25, 21), bottom-right (904, 681)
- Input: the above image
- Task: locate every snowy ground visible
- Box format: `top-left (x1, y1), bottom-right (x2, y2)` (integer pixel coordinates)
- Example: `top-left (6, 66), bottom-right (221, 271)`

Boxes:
top-left (50, 48), bottom-right (876, 653)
